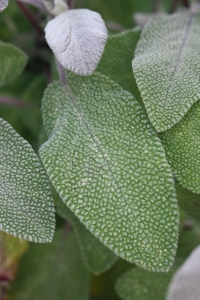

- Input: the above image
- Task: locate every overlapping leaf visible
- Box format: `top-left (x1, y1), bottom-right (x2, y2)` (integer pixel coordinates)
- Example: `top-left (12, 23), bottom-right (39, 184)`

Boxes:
top-left (39, 72), bottom-right (179, 271)
top-left (0, 118), bottom-right (55, 242)
top-left (166, 246), bottom-right (200, 300)
top-left (115, 260), bottom-right (183, 300)
top-left (0, 0), bottom-right (8, 12)
top-left (160, 101), bottom-right (200, 193)
top-left (176, 184), bottom-right (200, 221)
top-left (97, 28), bottom-right (141, 99)
top-left (0, 41), bottom-right (27, 87)
top-left (56, 196), bottom-right (117, 275)
top-left (13, 230), bottom-right (90, 300)
top-left (132, 10), bottom-right (200, 131)
top-left (45, 9), bottom-right (107, 75)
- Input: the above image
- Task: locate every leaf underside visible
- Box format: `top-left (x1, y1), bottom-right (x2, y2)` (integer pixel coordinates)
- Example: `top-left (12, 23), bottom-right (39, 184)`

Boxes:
top-left (0, 41), bottom-right (27, 88)
top-left (132, 10), bottom-right (200, 132)
top-left (39, 72), bottom-right (179, 271)
top-left (0, 118), bottom-right (55, 242)
top-left (45, 9), bottom-right (107, 75)
top-left (56, 196), bottom-right (117, 275)
top-left (160, 101), bottom-right (200, 194)
top-left (0, 0), bottom-right (8, 12)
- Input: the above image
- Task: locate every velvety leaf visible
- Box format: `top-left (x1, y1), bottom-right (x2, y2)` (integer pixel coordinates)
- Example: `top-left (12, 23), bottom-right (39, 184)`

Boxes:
top-left (0, 0), bottom-right (8, 12)
top-left (97, 28), bottom-right (141, 99)
top-left (0, 118), bottom-right (55, 242)
top-left (132, 10), bottom-right (200, 132)
top-left (56, 196), bottom-right (117, 275)
top-left (160, 101), bottom-right (200, 193)
top-left (13, 230), bottom-right (90, 300)
top-left (176, 184), bottom-right (200, 221)
top-left (166, 246), bottom-right (200, 300)
top-left (39, 73), bottom-right (179, 271)
top-left (45, 9), bottom-right (107, 75)
top-left (115, 260), bottom-right (182, 300)
top-left (0, 41), bottom-right (27, 87)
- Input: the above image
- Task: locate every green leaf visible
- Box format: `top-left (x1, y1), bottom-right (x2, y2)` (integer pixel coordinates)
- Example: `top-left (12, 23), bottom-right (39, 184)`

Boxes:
top-left (0, 118), bottom-right (55, 242)
top-left (39, 73), bottom-right (179, 272)
top-left (56, 195), bottom-right (117, 275)
top-left (0, 40), bottom-right (27, 87)
top-left (132, 10), bottom-right (200, 132)
top-left (160, 101), bottom-right (200, 193)
top-left (13, 230), bottom-right (90, 300)
top-left (115, 260), bottom-right (183, 300)
top-left (176, 184), bottom-right (200, 221)
top-left (97, 28), bottom-right (141, 99)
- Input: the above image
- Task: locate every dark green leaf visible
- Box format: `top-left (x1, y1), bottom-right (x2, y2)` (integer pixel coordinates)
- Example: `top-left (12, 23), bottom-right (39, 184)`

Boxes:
top-left (13, 230), bottom-right (90, 300)
top-left (0, 40), bottom-right (27, 87)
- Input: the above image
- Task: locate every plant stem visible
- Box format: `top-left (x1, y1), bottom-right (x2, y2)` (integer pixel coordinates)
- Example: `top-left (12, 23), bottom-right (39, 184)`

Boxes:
top-left (56, 59), bottom-right (67, 85)
top-left (182, 0), bottom-right (190, 8)
top-left (0, 96), bottom-right (24, 107)
top-left (169, 0), bottom-right (181, 13)
top-left (105, 22), bottom-right (125, 32)
top-left (16, 1), bottom-right (43, 36)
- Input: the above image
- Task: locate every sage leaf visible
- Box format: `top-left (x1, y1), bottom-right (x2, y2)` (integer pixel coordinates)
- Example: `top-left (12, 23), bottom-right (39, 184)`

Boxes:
top-left (115, 260), bottom-right (183, 300)
top-left (0, 0), bottom-right (8, 12)
top-left (0, 118), bottom-right (55, 242)
top-left (176, 184), bottom-right (200, 221)
top-left (56, 196), bottom-right (117, 275)
top-left (0, 41), bottom-right (27, 87)
top-left (13, 230), bottom-right (90, 300)
top-left (97, 28), bottom-right (141, 99)
top-left (39, 73), bottom-right (179, 271)
top-left (45, 9), bottom-right (107, 76)
top-left (160, 101), bottom-right (200, 193)
top-left (166, 246), bottom-right (200, 300)
top-left (132, 10), bottom-right (200, 132)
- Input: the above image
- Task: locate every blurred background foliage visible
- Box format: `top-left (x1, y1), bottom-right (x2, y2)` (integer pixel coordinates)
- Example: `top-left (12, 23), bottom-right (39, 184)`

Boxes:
top-left (0, 0), bottom-right (200, 299)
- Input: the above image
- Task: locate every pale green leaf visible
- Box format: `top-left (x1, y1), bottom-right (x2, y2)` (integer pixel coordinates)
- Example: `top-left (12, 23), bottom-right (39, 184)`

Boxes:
top-left (176, 184), bottom-right (200, 221)
top-left (13, 230), bottom-right (90, 300)
top-left (0, 41), bottom-right (27, 87)
top-left (0, 0), bottom-right (8, 12)
top-left (132, 10), bottom-right (200, 132)
top-left (160, 101), bottom-right (200, 193)
top-left (97, 28), bottom-right (141, 99)
top-left (115, 260), bottom-right (183, 300)
top-left (39, 73), bottom-right (179, 271)
top-left (56, 195), bottom-right (117, 275)
top-left (0, 118), bottom-right (55, 242)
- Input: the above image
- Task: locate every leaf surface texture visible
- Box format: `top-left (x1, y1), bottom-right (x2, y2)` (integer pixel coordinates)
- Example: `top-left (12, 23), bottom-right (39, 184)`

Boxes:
top-left (39, 73), bottom-right (179, 271)
top-left (56, 196), bottom-right (117, 275)
top-left (160, 101), bottom-right (200, 193)
top-left (0, 118), bottom-right (55, 242)
top-left (132, 11), bottom-right (200, 131)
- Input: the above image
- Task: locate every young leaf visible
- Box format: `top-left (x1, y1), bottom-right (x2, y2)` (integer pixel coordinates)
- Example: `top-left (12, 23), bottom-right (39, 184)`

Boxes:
top-left (56, 196), bottom-right (117, 275)
top-left (0, 118), bottom-right (55, 242)
top-left (39, 73), bottom-right (179, 272)
top-left (132, 10), bottom-right (200, 132)
top-left (166, 246), bottom-right (200, 300)
top-left (176, 184), bottom-right (200, 221)
top-left (115, 260), bottom-right (183, 300)
top-left (96, 28), bottom-right (141, 98)
top-left (45, 9), bottom-right (107, 76)
top-left (160, 101), bottom-right (200, 193)
top-left (13, 230), bottom-right (90, 300)
top-left (0, 41), bottom-right (27, 87)
top-left (0, 0), bottom-right (8, 12)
